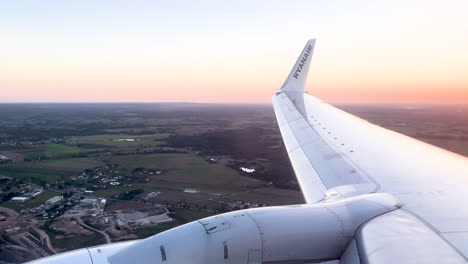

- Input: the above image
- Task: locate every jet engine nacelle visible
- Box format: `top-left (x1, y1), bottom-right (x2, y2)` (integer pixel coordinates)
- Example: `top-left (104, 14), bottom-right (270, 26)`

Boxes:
top-left (108, 193), bottom-right (400, 264)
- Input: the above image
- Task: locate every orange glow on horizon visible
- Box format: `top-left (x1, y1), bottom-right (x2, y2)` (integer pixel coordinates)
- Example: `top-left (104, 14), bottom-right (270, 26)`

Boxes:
top-left (1, 1), bottom-right (467, 104)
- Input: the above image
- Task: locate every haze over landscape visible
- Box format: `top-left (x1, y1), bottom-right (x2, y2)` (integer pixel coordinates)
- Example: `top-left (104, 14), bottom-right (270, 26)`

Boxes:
top-left (0, 102), bottom-right (466, 263)
top-left (1, 0), bottom-right (467, 104)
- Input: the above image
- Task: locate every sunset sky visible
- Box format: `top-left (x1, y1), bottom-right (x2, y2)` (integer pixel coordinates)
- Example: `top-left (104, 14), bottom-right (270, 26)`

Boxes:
top-left (1, 0), bottom-right (467, 104)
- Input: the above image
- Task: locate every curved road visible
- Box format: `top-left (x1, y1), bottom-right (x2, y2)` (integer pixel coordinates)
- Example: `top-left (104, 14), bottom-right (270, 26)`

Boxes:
top-left (33, 227), bottom-right (57, 254)
top-left (76, 217), bottom-right (111, 244)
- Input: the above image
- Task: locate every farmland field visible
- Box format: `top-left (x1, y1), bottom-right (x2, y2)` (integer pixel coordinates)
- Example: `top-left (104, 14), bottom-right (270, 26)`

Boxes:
top-left (0, 166), bottom-right (74, 183)
top-left (0, 102), bottom-right (466, 261)
top-left (106, 153), bottom-right (202, 171)
top-left (2, 158), bottom-right (103, 172)
top-left (76, 134), bottom-right (170, 147)
top-left (44, 144), bottom-right (101, 158)
top-left (46, 229), bottom-right (106, 252)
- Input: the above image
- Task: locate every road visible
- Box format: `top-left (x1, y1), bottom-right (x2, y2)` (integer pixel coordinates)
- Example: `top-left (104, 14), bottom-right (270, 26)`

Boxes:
top-left (76, 217), bottom-right (111, 244)
top-left (33, 227), bottom-right (57, 254)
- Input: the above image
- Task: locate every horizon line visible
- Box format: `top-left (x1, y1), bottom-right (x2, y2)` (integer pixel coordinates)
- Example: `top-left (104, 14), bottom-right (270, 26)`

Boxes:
top-left (0, 101), bottom-right (467, 106)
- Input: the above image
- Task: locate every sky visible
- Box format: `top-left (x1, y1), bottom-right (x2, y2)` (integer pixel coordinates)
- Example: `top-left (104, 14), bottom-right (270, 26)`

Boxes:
top-left (1, 0), bottom-right (467, 104)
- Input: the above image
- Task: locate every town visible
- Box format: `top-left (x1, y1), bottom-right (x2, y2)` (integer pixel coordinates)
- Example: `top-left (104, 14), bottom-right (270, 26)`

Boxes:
top-left (0, 103), bottom-right (308, 263)
top-left (1, 102), bottom-right (466, 263)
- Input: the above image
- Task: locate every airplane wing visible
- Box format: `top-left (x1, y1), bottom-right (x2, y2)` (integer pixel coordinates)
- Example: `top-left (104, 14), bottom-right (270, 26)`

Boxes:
top-left (273, 39), bottom-right (468, 261)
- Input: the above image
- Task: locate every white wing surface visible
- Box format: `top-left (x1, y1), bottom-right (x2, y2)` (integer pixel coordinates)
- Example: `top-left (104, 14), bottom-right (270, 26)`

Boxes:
top-left (273, 39), bottom-right (468, 258)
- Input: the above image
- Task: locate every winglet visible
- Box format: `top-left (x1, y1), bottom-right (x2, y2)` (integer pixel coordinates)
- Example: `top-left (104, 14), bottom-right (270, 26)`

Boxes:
top-left (279, 39), bottom-right (316, 96)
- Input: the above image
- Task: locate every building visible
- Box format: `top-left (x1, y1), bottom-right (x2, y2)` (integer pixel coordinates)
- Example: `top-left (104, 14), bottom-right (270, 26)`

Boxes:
top-left (45, 196), bottom-right (63, 205)
top-left (136, 191), bottom-right (160, 201)
top-left (80, 198), bottom-right (97, 205)
top-left (23, 188), bottom-right (43, 198)
top-left (11, 197), bottom-right (29, 202)
top-left (0, 155), bottom-right (12, 164)
top-left (184, 189), bottom-right (200, 193)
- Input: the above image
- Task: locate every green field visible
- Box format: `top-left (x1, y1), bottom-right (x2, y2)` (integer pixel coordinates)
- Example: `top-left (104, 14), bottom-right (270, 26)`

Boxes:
top-left (15, 146), bottom-right (48, 160)
top-left (218, 187), bottom-right (305, 205)
top-left (34, 158), bottom-right (103, 171)
top-left (14, 144), bottom-right (101, 160)
top-left (47, 230), bottom-right (106, 252)
top-left (131, 222), bottom-right (179, 239)
top-left (159, 163), bottom-right (262, 190)
top-left (2, 158), bottom-right (103, 172)
top-left (171, 208), bottom-right (213, 223)
top-left (107, 153), bottom-right (205, 171)
top-left (45, 143), bottom-right (101, 158)
top-left (187, 200), bottom-right (226, 211)
top-left (103, 126), bottom-right (161, 133)
top-left (93, 185), bottom-right (147, 198)
top-left (93, 153), bottom-right (267, 197)
top-left (76, 134), bottom-right (170, 147)
top-left (2, 190), bottom-right (58, 211)
top-left (0, 166), bottom-right (74, 183)
top-left (107, 153), bottom-right (264, 192)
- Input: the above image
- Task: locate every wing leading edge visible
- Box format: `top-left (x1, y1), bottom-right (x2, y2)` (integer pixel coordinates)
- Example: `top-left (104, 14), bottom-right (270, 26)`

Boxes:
top-left (273, 39), bottom-right (376, 203)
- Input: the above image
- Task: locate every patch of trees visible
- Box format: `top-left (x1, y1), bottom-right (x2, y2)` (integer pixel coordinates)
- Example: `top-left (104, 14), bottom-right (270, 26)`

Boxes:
top-left (116, 189), bottom-right (144, 200)
top-left (166, 128), bottom-right (298, 189)
top-left (132, 167), bottom-right (145, 173)
top-left (24, 156), bottom-right (49, 162)
top-left (1, 192), bottom-right (20, 202)
top-left (76, 143), bottom-right (108, 149)
top-left (166, 128), bottom-right (278, 158)
top-left (30, 177), bottom-right (47, 188)
top-left (113, 148), bottom-right (187, 156)
top-left (0, 179), bottom-right (10, 185)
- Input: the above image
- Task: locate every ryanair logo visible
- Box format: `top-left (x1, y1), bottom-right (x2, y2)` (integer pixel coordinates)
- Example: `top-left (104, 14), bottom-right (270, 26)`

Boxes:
top-left (293, 44), bottom-right (313, 79)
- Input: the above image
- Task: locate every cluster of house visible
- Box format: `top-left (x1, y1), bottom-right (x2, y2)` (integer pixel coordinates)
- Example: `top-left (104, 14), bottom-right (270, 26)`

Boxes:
top-left (0, 140), bottom-right (27, 147)
top-left (64, 136), bottom-right (78, 144)
top-left (227, 200), bottom-right (268, 210)
top-left (16, 195), bottom-right (65, 219)
top-left (0, 136), bottom-right (74, 148)
top-left (76, 197), bottom-right (107, 216)
top-left (39, 136), bottom-right (79, 145)
top-left (40, 195), bottom-right (74, 219)
top-left (42, 193), bottom-right (108, 220)
top-left (61, 165), bottom-right (168, 191)
top-left (131, 168), bottom-right (166, 182)
top-left (70, 165), bottom-right (129, 188)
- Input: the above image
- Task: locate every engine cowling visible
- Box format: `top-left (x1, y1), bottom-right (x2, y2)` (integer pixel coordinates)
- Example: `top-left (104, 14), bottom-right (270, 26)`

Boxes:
top-left (108, 193), bottom-right (400, 264)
